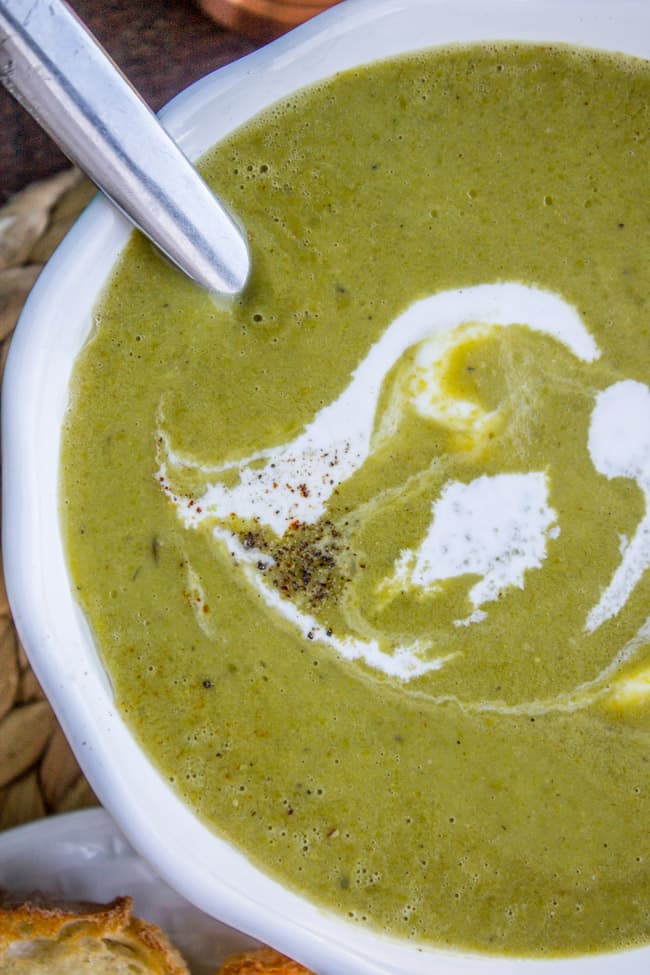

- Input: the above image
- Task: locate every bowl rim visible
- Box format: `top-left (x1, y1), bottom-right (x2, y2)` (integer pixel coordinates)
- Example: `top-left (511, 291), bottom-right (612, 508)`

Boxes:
top-left (2, 1), bottom-right (649, 972)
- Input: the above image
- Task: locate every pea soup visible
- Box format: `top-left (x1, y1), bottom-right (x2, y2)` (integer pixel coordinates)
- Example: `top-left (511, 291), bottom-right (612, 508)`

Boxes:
top-left (61, 43), bottom-right (650, 956)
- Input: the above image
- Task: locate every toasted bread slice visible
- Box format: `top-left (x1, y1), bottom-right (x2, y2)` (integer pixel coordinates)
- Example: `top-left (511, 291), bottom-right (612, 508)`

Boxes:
top-left (217, 946), bottom-right (314, 975)
top-left (0, 894), bottom-right (188, 974)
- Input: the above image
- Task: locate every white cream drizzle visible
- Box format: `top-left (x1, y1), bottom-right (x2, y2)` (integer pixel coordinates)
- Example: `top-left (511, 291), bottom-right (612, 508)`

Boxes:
top-left (156, 281), bottom-right (650, 706)
top-left (586, 380), bottom-right (650, 632)
top-left (383, 472), bottom-right (559, 625)
top-left (160, 282), bottom-right (599, 537)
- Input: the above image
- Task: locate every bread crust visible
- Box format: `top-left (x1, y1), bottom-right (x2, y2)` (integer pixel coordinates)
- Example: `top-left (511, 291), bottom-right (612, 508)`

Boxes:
top-left (217, 946), bottom-right (314, 975)
top-left (0, 895), bottom-right (315, 974)
top-left (0, 893), bottom-right (188, 973)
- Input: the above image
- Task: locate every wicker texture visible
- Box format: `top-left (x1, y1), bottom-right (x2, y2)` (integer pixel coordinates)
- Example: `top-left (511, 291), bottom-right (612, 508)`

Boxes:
top-left (0, 169), bottom-right (99, 829)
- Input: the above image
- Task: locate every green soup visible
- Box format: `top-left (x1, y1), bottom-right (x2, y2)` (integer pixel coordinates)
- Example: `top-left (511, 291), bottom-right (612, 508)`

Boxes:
top-left (61, 43), bottom-right (650, 955)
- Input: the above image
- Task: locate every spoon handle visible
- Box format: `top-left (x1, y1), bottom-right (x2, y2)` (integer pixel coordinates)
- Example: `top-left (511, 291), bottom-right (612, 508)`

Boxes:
top-left (0, 0), bottom-right (249, 295)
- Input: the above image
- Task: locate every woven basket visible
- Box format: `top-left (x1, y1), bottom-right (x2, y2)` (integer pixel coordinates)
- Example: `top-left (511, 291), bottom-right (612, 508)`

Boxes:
top-left (0, 169), bottom-right (99, 829)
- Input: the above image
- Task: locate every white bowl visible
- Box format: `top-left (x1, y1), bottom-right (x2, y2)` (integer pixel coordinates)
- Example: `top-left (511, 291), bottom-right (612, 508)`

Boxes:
top-left (2, 1), bottom-right (649, 973)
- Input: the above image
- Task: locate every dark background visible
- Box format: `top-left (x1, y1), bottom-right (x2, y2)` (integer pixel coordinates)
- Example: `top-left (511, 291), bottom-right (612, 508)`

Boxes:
top-left (1, 0), bottom-right (259, 202)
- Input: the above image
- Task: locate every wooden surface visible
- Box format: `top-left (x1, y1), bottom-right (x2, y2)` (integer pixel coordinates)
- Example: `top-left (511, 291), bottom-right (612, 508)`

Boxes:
top-left (1, 0), bottom-right (258, 202)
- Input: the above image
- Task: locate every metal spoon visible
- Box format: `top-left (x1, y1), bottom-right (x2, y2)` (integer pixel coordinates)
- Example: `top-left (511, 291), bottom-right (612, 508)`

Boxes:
top-left (0, 0), bottom-right (250, 295)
